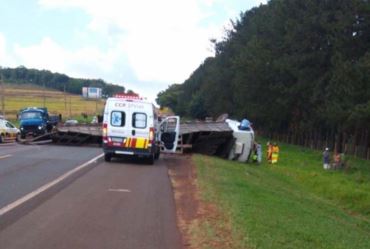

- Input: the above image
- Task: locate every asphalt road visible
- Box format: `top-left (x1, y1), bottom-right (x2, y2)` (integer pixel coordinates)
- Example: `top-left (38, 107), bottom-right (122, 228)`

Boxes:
top-left (0, 143), bottom-right (103, 209)
top-left (0, 144), bottom-right (183, 249)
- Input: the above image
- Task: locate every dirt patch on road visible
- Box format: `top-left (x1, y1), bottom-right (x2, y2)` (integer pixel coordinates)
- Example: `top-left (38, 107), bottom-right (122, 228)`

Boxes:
top-left (165, 154), bottom-right (236, 249)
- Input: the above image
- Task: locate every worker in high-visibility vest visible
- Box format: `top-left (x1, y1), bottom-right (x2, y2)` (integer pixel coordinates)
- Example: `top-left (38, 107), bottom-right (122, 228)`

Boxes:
top-left (271, 143), bottom-right (279, 164)
top-left (267, 141), bottom-right (273, 163)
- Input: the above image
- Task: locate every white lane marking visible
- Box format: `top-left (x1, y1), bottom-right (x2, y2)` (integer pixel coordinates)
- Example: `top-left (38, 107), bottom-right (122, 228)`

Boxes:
top-left (0, 154), bottom-right (12, 159)
top-left (0, 153), bottom-right (104, 216)
top-left (108, 189), bottom-right (131, 193)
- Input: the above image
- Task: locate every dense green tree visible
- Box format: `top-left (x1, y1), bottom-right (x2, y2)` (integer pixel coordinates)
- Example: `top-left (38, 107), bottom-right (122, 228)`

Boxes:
top-left (158, 0), bottom-right (370, 156)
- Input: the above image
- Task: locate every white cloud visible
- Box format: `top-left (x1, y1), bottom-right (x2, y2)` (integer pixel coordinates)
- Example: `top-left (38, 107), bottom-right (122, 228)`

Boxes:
top-left (0, 33), bottom-right (17, 68)
top-left (36, 0), bottom-right (223, 83)
top-left (14, 37), bottom-right (66, 72)
top-left (0, 33), bottom-right (7, 62)
top-left (38, 0), bottom-right (208, 30)
top-left (8, 0), bottom-right (266, 100)
top-left (13, 37), bottom-right (120, 79)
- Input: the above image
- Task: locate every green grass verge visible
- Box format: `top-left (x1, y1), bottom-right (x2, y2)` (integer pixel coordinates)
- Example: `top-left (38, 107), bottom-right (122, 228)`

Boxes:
top-left (193, 139), bottom-right (370, 249)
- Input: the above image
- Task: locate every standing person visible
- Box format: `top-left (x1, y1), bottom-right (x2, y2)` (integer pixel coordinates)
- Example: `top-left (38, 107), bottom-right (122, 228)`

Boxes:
top-left (323, 148), bottom-right (330, 170)
top-left (333, 152), bottom-right (341, 170)
top-left (271, 143), bottom-right (279, 164)
top-left (256, 142), bottom-right (262, 164)
top-left (267, 141), bottom-right (273, 163)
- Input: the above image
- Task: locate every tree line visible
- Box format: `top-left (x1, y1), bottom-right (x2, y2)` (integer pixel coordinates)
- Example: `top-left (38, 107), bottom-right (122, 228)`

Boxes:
top-left (157, 0), bottom-right (370, 158)
top-left (0, 66), bottom-right (126, 97)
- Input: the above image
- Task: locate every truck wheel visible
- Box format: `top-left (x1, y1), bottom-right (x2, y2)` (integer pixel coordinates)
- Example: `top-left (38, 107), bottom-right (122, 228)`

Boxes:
top-left (0, 134), bottom-right (4, 143)
top-left (104, 153), bottom-right (112, 162)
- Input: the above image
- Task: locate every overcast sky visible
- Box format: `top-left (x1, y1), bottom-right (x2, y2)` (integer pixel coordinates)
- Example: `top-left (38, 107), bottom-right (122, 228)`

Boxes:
top-left (0, 0), bottom-right (266, 102)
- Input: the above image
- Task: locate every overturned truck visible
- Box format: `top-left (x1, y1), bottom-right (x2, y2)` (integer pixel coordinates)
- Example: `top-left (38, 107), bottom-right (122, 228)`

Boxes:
top-left (178, 119), bottom-right (254, 162)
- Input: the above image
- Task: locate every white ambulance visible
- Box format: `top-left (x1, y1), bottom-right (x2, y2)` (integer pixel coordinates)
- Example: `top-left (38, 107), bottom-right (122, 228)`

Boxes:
top-left (102, 94), bottom-right (179, 164)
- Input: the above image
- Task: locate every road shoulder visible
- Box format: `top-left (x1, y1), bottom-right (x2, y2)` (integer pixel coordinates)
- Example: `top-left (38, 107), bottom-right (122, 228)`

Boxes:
top-left (166, 154), bottom-right (234, 249)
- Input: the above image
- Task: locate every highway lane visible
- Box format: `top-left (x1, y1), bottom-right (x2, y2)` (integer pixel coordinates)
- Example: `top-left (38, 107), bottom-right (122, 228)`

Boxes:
top-left (0, 156), bottom-right (183, 249)
top-left (0, 143), bottom-right (102, 209)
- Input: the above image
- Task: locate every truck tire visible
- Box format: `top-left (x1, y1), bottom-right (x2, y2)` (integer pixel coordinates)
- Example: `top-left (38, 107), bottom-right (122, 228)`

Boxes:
top-left (0, 134), bottom-right (4, 143)
top-left (104, 153), bottom-right (112, 162)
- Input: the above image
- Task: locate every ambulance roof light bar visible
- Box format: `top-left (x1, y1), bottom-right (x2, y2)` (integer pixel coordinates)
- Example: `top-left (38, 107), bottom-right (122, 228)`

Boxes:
top-left (114, 93), bottom-right (144, 100)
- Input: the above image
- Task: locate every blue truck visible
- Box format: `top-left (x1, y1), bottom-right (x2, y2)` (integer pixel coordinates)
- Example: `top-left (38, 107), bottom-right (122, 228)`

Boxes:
top-left (19, 107), bottom-right (59, 138)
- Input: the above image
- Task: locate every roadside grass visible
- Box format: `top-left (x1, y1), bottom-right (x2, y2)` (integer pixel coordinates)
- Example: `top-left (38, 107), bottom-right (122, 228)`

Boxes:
top-left (2, 84), bottom-right (105, 121)
top-left (193, 140), bottom-right (370, 249)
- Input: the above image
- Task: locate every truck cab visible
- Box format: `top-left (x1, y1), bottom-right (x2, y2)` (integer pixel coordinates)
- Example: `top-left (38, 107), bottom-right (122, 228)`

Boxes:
top-left (19, 108), bottom-right (51, 138)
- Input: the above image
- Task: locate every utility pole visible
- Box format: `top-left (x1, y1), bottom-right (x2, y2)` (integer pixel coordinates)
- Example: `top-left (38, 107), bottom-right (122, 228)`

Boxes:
top-left (95, 97), bottom-right (98, 114)
top-left (0, 72), bottom-right (4, 117)
top-left (69, 96), bottom-right (72, 118)
top-left (43, 82), bottom-right (46, 107)
top-left (64, 84), bottom-right (67, 114)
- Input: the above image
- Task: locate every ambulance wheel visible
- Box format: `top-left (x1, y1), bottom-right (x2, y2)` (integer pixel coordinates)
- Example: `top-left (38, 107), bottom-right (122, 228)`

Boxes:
top-left (104, 153), bottom-right (112, 162)
top-left (154, 151), bottom-right (160, 160)
top-left (147, 154), bottom-right (154, 165)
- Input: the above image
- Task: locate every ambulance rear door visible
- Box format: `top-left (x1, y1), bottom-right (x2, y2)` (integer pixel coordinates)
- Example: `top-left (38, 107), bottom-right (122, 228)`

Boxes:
top-left (159, 116), bottom-right (180, 153)
top-left (107, 100), bottom-right (131, 145)
top-left (127, 101), bottom-right (153, 149)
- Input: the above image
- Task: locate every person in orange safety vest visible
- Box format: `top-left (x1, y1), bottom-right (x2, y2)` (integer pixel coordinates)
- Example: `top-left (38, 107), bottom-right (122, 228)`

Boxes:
top-left (271, 143), bottom-right (279, 164)
top-left (267, 141), bottom-right (273, 163)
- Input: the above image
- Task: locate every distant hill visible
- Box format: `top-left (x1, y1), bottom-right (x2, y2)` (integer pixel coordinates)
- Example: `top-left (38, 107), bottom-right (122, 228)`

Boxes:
top-left (0, 66), bottom-right (126, 97)
top-left (2, 83), bottom-right (105, 120)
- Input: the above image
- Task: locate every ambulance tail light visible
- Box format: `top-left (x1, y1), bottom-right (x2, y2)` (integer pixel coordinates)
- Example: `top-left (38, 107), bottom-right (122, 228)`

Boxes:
top-left (102, 123), bottom-right (108, 143)
top-left (149, 127), bottom-right (154, 142)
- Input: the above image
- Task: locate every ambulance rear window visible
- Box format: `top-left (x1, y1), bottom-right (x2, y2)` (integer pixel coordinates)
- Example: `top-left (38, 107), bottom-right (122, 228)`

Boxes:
top-left (111, 111), bottom-right (125, 127)
top-left (132, 113), bottom-right (147, 129)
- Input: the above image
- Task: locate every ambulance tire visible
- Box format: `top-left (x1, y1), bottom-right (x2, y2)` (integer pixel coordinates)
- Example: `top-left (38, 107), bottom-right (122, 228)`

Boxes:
top-left (146, 154), bottom-right (154, 165)
top-left (154, 146), bottom-right (160, 160)
top-left (154, 151), bottom-right (160, 160)
top-left (104, 153), bottom-right (112, 162)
